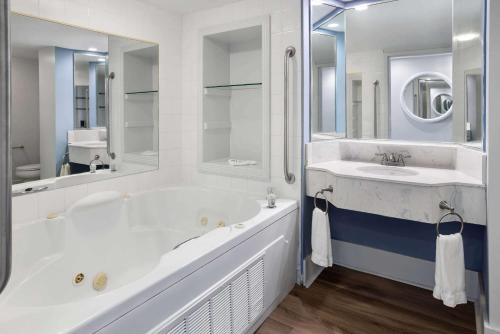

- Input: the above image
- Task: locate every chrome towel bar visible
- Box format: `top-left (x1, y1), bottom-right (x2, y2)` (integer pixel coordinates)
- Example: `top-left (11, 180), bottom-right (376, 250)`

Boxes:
top-left (284, 46), bottom-right (295, 184)
top-left (436, 201), bottom-right (464, 235)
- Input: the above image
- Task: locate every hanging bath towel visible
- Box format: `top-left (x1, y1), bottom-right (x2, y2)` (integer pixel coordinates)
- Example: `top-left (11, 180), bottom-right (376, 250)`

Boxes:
top-left (433, 233), bottom-right (467, 307)
top-left (311, 207), bottom-right (333, 267)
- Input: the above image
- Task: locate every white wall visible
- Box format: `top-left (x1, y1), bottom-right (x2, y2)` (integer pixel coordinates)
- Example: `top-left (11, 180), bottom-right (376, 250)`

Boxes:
top-left (346, 49), bottom-right (388, 138)
top-left (38, 47), bottom-right (56, 179)
top-left (486, 0), bottom-right (500, 332)
top-left (229, 39), bottom-right (262, 162)
top-left (181, 0), bottom-right (302, 200)
top-left (11, 0), bottom-right (182, 223)
top-left (73, 61), bottom-right (89, 86)
top-left (389, 53), bottom-right (453, 142)
top-left (11, 56), bottom-right (39, 178)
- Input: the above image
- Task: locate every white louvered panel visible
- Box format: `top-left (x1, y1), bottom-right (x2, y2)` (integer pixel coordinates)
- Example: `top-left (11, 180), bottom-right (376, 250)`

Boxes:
top-left (248, 259), bottom-right (265, 322)
top-left (211, 285), bottom-right (232, 334)
top-left (231, 272), bottom-right (250, 334)
top-left (186, 302), bottom-right (210, 334)
top-left (153, 257), bottom-right (265, 334)
top-left (165, 321), bottom-right (186, 334)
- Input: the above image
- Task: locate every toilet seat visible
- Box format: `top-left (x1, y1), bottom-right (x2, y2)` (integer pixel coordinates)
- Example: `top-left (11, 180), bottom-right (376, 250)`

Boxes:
top-left (16, 164), bottom-right (41, 180)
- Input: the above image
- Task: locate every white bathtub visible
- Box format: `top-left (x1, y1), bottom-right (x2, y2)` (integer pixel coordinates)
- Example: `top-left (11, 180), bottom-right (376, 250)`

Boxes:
top-left (0, 187), bottom-right (298, 333)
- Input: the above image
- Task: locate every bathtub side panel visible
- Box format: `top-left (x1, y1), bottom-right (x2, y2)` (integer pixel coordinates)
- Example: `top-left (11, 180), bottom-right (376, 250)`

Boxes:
top-left (93, 209), bottom-right (298, 334)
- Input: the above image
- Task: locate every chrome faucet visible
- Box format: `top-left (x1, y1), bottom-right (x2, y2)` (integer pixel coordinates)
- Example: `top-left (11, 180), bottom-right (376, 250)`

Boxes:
top-left (375, 152), bottom-right (411, 167)
top-left (89, 154), bottom-right (104, 173)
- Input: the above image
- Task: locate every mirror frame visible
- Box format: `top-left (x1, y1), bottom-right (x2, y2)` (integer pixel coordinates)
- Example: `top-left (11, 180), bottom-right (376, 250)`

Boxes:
top-left (399, 71), bottom-right (453, 124)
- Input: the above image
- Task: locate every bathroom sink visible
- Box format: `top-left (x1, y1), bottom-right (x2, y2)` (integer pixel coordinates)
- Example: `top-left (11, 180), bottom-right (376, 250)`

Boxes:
top-left (356, 165), bottom-right (419, 177)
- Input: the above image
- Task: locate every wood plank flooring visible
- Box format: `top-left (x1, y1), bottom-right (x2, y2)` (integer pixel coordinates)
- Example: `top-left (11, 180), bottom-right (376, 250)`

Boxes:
top-left (256, 266), bottom-right (476, 334)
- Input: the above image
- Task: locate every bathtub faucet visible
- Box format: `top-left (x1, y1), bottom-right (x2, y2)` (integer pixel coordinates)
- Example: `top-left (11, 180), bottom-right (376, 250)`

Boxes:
top-left (89, 154), bottom-right (104, 173)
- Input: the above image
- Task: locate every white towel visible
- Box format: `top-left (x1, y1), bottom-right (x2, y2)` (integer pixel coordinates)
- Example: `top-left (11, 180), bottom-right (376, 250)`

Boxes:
top-left (59, 163), bottom-right (71, 176)
top-left (433, 233), bottom-right (467, 307)
top-left (228, 159), bottom-right (257, 166)
top-left (311, 207), bottom-right (333, 267)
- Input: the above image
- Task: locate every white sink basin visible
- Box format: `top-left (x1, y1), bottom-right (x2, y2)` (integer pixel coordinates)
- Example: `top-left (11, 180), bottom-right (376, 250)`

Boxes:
top-left (68, 141), bottom-right (109, 165)
top-left (356, 165), bottom-right (419, 177)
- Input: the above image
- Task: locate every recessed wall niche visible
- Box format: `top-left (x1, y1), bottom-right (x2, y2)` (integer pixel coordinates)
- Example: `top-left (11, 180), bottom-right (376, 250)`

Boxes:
top-left (199, 17), bottom-right (270, 180)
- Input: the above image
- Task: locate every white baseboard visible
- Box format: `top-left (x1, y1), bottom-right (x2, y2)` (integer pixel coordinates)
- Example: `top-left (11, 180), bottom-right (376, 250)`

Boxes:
top-left (485, 323), bottom-right (500, 334)
top-left (303, 241), bottom-right (480, 301)
top-left (303, 255), bottom-right (324, 288)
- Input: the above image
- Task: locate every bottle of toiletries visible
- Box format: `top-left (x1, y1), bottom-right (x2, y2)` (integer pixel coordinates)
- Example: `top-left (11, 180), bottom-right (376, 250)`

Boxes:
top-left (90, 162), bottom-right (97, 173)
top-left (267, 187), bottom-right (276, 208)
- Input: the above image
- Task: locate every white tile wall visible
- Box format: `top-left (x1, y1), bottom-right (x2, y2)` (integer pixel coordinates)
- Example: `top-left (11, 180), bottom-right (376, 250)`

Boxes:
top-left (11, 0), bottom-right (183, 224)
top-left (11, 0), bottom-right (303, 225)
top-left (180, 0), bottom-right (303, 200)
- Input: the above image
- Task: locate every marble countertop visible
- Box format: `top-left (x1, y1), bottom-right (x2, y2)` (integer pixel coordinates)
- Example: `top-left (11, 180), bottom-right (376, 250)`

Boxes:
top-left (307, 160), bottom-right (485, 188)
top-left (68, 140), bottom-right (107, 148)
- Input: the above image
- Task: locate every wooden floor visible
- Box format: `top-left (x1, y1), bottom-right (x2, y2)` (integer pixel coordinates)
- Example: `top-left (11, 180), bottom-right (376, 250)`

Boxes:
top-left (256, 266), bottom-right (476, 334)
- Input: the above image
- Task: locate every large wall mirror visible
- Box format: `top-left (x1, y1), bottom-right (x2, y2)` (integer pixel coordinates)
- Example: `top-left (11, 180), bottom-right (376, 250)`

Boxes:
top-left (309, 0), bottom-right (485, 148)
top-left (10, 13), bottom-right (159, 193)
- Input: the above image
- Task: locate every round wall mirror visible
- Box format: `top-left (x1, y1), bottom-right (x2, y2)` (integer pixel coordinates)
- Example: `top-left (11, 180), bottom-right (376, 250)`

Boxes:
top-left (400, 72), bottom-right (453, 123)
top-left (432, 93), bottom-right (453, 115)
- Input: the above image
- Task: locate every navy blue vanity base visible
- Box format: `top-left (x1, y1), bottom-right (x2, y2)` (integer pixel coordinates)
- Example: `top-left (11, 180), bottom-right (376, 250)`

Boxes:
top-left (303, 197), bottom-right (486, 272)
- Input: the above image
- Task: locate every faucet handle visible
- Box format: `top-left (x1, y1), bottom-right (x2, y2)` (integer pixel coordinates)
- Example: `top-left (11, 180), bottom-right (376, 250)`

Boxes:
top-left (374, 152), bottom-right (388, 165)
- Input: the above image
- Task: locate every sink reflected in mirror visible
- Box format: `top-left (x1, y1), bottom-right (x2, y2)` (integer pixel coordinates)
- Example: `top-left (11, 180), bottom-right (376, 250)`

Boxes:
top-left (356, 165), bottom-right (419, 177)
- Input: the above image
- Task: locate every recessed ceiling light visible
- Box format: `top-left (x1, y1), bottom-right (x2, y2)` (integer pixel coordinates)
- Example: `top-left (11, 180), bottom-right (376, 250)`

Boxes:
top-left (311, 0), bottom-right (323, 6)
top-left (88, 47), bottom-right (98, 52)
top-left (354, 4), bottom-right (369, 11)
top-left (98, 58), bottom-right (106, 62)
top-left (328, 23), bottom-right (339, 28)
top-left (454, 33), bottom-right (480, 42)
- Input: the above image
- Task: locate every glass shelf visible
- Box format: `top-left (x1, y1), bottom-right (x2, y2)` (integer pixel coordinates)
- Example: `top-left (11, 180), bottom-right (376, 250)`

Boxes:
top-left (125, 90), bottom-right (158, 95)
top-left (204, 83), bottom-right (262, 90)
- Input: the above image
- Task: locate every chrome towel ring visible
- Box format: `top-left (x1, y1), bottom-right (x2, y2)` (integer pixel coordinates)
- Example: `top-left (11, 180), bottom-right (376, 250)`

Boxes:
top-left (314, 186), bottom-right (334, 212)
top-left (436, 201), bottom-right (464, 236)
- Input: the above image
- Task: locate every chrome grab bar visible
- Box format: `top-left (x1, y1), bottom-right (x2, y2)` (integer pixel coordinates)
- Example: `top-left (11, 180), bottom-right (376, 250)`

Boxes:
top-left (105, 71), bottom-right (116, 160)
top-left (284, 46), bottom-right (296, 184)
top-left (0, 0), bottom-right (12, 294)
top-left (373, 80), bottom-right (379, 138)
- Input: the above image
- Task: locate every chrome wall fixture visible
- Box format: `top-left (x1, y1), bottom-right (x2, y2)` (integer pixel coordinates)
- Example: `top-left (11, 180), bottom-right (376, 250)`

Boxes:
top-left (105, 71), bottom-right (116, 160)
top-left (284, 46), bottom-right (296, 184)
top-left (373, 80), bottom-right (379, 138)
top-left (0, 0), bottom-right (12, 294)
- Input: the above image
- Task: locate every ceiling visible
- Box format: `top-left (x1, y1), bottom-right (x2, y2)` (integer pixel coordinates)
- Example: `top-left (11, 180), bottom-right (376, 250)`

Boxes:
top-left (11, 13), bottom-right (108, 59)
top-left (138, 0), bottom-right (244, 14)
top-left (345, 0), bottom-right (452, 53)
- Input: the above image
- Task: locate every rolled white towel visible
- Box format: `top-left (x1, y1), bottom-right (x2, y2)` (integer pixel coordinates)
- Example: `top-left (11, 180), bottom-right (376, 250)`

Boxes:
top-left (433, 233), bottom-right (467, 307)
top-left (228, 159), bottom-right (257, 166)
top-left (311, 207), bottom-right (333, 267)
top-left (59, 163), bottom-right (71, 176)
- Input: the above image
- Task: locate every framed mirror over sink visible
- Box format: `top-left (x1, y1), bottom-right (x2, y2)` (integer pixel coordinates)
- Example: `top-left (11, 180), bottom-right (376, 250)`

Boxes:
top-left (308, 0), bottom-right (485, 149)
top-left (10, 13), bottom-right (159, 195)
